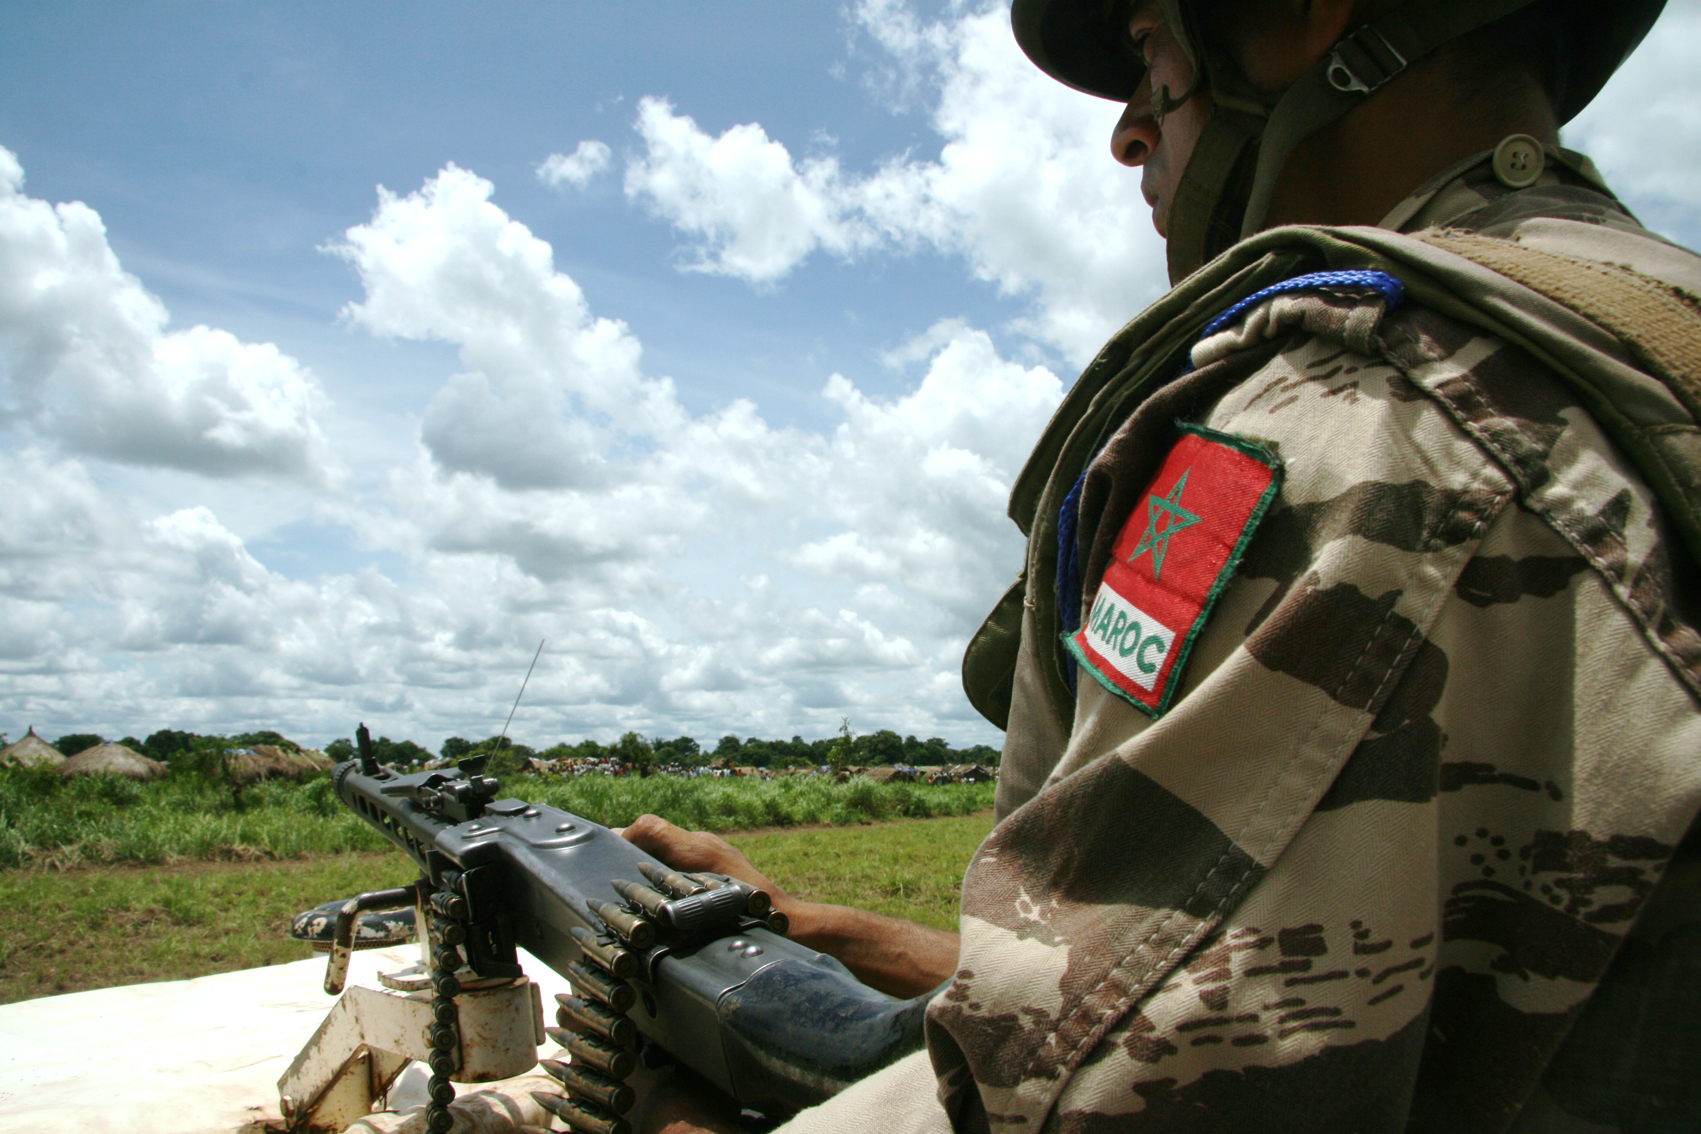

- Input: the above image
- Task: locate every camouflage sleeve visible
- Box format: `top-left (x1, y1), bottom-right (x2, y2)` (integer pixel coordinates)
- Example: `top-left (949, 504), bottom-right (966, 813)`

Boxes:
top-left (927, 292), bottom-right (1701, 1133)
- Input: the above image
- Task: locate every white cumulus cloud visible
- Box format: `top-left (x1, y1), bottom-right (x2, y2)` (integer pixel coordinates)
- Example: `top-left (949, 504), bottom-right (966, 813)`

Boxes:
top-left (0, 146), bottom-right (338, 483)
top-left (538, 140), bottom-right (613, 189)
top-left (625, 97), bottom-right (878, 282)
top-left (8, 157), bottom-right (1051, 744)
top-left (620, 1), bottom-right (1166, 362)
top-left (1565, 6), bottom-right (1701, 245)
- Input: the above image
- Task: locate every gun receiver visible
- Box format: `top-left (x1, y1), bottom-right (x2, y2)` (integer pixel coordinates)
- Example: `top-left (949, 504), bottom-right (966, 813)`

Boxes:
top-left (330, 744), bottom-right (932, 1121)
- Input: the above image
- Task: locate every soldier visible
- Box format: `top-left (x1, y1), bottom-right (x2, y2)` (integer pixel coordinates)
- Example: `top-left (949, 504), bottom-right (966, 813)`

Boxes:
top-left (621, 0), bottom-right (1701, 1130)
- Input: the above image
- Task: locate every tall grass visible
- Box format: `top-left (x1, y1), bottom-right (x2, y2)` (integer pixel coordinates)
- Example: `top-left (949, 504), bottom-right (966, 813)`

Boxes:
top-left (0, 765), bottom-right (994, 870)
top-left (520, 772), bottom-right (993, 832)
top-left (0, 813), bottom-right (998, 1004)
top-left (0, 765), bottom-right (386, 869)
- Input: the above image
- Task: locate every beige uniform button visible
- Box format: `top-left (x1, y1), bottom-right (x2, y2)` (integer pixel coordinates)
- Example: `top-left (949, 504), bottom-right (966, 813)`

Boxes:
top-left (1493, 134), bottom-right (1546, 189)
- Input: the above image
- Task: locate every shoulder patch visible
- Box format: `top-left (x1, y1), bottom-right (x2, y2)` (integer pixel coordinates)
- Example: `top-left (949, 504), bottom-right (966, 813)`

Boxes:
top-left (1065, 424), bottom-right (1282, 717)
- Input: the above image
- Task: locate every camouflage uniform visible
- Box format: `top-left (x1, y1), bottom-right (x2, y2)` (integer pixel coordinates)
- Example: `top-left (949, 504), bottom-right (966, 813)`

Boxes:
top-left (776, 146), bottom-right (1701, 1133)
top-left (932, 145), bottom-right (1701, 1132)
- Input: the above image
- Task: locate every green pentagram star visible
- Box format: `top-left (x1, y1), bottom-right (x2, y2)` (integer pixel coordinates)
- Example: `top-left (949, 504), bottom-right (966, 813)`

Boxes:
top-left (1128, 468), bottom-right (1203, 578)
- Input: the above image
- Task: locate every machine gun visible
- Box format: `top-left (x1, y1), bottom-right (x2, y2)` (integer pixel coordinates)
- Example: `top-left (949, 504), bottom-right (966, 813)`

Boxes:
top-left (285, 725), bottom-right (932, 1134)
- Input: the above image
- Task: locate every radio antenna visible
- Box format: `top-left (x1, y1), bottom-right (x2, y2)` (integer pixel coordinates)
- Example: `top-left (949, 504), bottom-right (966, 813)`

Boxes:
top-left (496, 639), bottom-right (545, 750)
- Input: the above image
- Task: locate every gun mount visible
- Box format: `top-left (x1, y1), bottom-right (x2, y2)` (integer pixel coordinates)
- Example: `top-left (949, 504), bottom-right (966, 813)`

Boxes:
top-left (281, 725), bottom-right (934, 1133)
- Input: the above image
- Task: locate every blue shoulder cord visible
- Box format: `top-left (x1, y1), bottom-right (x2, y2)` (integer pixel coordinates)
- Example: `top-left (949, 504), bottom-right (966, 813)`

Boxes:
top-left (1054, 270), bottom-right (1405, 693)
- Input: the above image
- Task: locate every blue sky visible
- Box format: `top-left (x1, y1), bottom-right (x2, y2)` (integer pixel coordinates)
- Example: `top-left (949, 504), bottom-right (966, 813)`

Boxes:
top-left (2, 1), bottom-right (1698, 753)
top-left (1, 3), bottom-right (1032, 423)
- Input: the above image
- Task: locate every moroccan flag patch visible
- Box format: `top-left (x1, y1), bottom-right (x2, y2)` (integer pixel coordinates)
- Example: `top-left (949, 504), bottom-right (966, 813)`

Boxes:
top-left (1066, 424), bottom-right (1281, 717)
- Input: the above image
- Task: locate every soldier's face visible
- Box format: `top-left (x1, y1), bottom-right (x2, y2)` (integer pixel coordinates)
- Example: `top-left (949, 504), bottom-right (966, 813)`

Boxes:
top-left (1110, 0), bottom-right (1355, 238)
top-left (1110, 1), bottom-right (1211, 237)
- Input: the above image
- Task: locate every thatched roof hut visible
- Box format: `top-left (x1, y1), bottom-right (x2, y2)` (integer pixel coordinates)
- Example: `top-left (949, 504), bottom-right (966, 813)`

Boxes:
top-left (1, 727), bottom-right (64, 768)
top-left (223, 744), bottom-right (334, 784)
top-left (947, 764), bottom-right (996, 783)
top-left (863, 765), bottom-right (915, 784)
top-left (58, 743), bottom-right (166, 781)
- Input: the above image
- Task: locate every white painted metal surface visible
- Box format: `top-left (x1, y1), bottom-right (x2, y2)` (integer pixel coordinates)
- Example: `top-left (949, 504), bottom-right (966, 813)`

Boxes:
top-left (279, 975), bottom-right (545, 1130)
top-left (0, 947), bottom-right (571, 1134)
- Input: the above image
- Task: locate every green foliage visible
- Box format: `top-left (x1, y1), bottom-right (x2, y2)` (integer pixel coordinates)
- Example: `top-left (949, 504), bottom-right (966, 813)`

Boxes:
top-left (1, 717), bottom-right (1000, 873)
top-left (732, 735), bottom-right (834, 770)
top-left (467, 735), bottom-right (533, 777)
top-left (612, 731), bottom-right (654, 777)
top-left (228, 730), bottom-right (299, 752)
top-left (0, 762), bottom-right (60, 803)
top-left (510, 771), bottom-right (994, 833)
top-left (298, 777), bottom-right (337, 816)
top-left (827, 718), bottom-right (854, 772)
top-left (0, 763), bottom-right (388, 870)
top-left (63, 771), bottom-right (141, 808)
top-left (735, 812), bottom-right (992, 932)
top-left (0, 813), bottom-right (995, 1003)
top-left (0, 760), bottom-right (992, 870)
top-left (538, 737), bottom-right (607, 764)
top-left (142, 729), bottom-right (199, 763)
top-left (372, 735), bottom-right (432, 767)
top-left (163, 736), bottom-right (235, 782)
top-left (652, 735), bottom-right (702, 765)
top-left (0, 850), bottom-right (417, 1003)
top-left (852, 728), bottom-right (905, 766)
top-left (54, 734), bottom-right (104, 758)
top-left (320, 734), bottom-right (429, 767)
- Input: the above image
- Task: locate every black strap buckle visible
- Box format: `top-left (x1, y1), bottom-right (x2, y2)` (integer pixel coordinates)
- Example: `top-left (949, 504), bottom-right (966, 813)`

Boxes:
top-left (1325, 26), bottom-right (1409, 95)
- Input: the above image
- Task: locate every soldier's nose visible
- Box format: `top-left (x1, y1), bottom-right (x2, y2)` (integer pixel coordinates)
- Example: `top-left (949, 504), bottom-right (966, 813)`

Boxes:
top-left (1112, 99), bottom-right (1158, 167)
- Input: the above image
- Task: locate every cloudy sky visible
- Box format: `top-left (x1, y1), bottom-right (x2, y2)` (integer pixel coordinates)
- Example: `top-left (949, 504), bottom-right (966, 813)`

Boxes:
top-left (2, 1), bottom-right (1699, 752)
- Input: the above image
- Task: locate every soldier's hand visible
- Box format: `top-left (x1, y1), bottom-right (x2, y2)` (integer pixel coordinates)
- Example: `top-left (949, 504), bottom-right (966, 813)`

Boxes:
top-left (617, 812), bottom-right (958, 998)
top-left (616, 814), bottom-right (793, 912)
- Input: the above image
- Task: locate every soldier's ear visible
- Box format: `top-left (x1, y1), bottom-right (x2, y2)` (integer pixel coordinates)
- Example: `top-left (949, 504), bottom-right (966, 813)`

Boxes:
top-left (1217, 0), bottom-right (1357, 94)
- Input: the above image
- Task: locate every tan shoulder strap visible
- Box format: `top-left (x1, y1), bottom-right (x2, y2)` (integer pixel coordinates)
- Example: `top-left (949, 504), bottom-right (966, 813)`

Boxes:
top-left (1416, 230), bottom-right (1701, 423)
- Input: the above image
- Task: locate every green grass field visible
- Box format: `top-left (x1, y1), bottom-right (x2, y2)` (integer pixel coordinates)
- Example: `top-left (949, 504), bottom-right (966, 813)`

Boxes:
top-left (0, 765), bottom-right (995, 869)
top-left (0, 812), bottom-right (994, 1004)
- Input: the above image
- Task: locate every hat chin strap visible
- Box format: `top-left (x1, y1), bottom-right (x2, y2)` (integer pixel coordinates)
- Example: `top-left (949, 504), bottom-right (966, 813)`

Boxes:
top-left (1164, 108), bottom-right (1262, 284)
top-left (1165, 0), bottom-right (1536, 283)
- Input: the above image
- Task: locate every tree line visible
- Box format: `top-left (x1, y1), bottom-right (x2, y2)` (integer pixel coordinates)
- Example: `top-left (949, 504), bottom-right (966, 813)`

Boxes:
top-left (18, 727), bottom-right (999, 777)
top-left (326, 727), bottom-right (1000, 777)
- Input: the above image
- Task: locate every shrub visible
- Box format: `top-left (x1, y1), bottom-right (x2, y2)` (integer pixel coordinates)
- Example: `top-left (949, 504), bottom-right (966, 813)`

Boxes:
top-left (54, 734), bottom-right (104, 758)
top-left (0, 759), bottom-right (993, 870)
